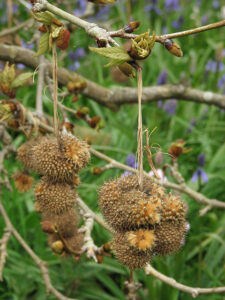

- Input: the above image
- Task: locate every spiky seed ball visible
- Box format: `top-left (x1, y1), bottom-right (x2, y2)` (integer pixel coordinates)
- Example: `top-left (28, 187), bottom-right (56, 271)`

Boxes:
top-left (17, 138), bottom-right (41, 170)
top-left (48, 232), bottom-right (83, 255)
top-left (153, 220), bottom-right (186, 256)
top-left (112, 232), bottom-right (152, 269)
top-left (34, 178), bottom-right (77, 214)
top-left (42, 209), bottom-right (78, 238)
top-left (161, 193), bottom-right (187, 222)
top-left (13, 171), bottom-right (33, 193)
top-left (99, 175), bottom-right (164, 231)
top-left (127, 229), bottom-right (155, 251)
top-left (31, 134), bottom-right (90, 182)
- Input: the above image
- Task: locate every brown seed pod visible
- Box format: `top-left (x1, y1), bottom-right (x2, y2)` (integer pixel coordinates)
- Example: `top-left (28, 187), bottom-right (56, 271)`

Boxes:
top-left (17, 137), bottom-right (41, 170)
top-left (98, 175), bottom-right (164, 231)
top-left (13, 171), bottom-right (33, 193)
top-left (42, 209), bottom-right (79, 238)
top-left (153, 220), bottom-right (186, 256)
top-left (112, 231), bottom-right (152, 269)
top-left (161, 193), bottom-right (187, 222)
top-left (127, 229), bottom-right (155, 251)
top-left (31, 134), bottom-right (90, 182)
top-left (34, 178), bottom-right (77, 214)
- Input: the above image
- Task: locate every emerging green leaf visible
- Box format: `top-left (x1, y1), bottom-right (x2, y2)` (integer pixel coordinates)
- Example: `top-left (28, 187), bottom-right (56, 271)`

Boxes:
top-left (89, 46), bottom-right (132, 67)
top-left (34, 32), bottom-right (50, 57)
top-left (31, 11), bottom-right (55, 25)
top-left (11, 72), bottom-right (33, 89)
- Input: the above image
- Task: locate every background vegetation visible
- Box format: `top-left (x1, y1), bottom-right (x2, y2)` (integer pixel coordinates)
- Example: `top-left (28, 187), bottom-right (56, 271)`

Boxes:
top-left (0, 0), bottom-right (225, 299)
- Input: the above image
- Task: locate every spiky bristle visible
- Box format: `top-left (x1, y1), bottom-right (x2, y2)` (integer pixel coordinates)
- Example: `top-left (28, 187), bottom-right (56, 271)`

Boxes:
top-left (127, 229), bottom-right (155, 251)
top-left (112, 232), bottom-right (152, 269)
top-left (34, 178), bottom-right (77, 214)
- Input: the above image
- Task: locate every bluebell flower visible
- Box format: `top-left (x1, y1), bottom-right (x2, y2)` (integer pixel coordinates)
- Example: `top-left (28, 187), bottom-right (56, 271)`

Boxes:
top-left (201, 15), bottom-right (209, 25)
top-left (212, 0), bottom-right (220, 9)
top-left (187, 119), bottom-right (197, 133)
top-left (68, 61), bottom-right (81, 71)
top-left (121, 154), bottom-right (137, 177)
top-left (145, 0), bottom-right (161, 15)
top-left (163, 99), bottom-right (177, 115)
top-left (17, 64), bottom-right (25, 70)
top-left (12, 3), bottom-right (19, 13)
top-left (21, 40), bottom-right (35, 49)
top-left (157, 70), bottom-right (168, 108)
top-left (171, 15), bottom-right (183, 30)
top-left (196, 0), bottom-right (201, 6)
top-left (69, 48), bottom-right (86, 60)
top-left (165, 0), bottom-right (180, 12)
top-left (157, 70), bottom-right (168, 85)
top-left (218, 74), bottom-right (225, 90)
top-left (74, 0), bottom-right (86, 17)
top-left (205, 60), bottom-right (224, 72)
top-left (191, 153), bottom-right (208, 183)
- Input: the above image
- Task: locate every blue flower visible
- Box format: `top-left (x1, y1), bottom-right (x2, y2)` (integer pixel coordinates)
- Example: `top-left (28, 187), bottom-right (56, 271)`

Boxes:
top-left (187, 119), bottom-right (197, 133)
top-left (205, 60), bottom-right (224, 72)
top-left (218, 74), bottom-right (225, 91)
top-left (191, 168), bottom-right (208, 183)
top-left (121, 154), bottom-right (137, 177)
top-left (165, 0), bottom-right (180, 12)
top-left (74, 0), bottom-right (86, 17)
top-left (191, 153), bottom-right (208, 183)
top-left (171, 15), bottom-right (183, 30)
top-left (163, 99), bottom-right (177, 115)
top-left (145, 1), bottom-right (161, 15)
top-left (212, 1), bottom-right (220, 9)
top-left (157, 70), bottom-right (168, 85)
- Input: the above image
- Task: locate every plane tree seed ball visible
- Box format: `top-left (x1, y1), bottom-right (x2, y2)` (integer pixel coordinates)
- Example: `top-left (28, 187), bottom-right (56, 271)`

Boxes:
top-left (17, 137), bottom-right (42, 170)
top-left (161, 194), bottom-right (187, 222)
top-left (31, 134), bottom-right (90, 182)
top-left (153, 220), bottom-right (186, 256)
top-left (126, 229), bottom-right (155, 251)
top-left (99, 175), bottom-right (164, 231)
top-left (112, 232), bottom-right (152, 269)
top-left (34, 178), bottom-right (77, 214)
top-left (42, 209), bottom-right (79, 238)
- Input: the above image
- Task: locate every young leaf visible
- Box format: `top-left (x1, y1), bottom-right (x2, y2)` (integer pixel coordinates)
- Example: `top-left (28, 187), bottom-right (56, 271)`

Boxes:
top-left (31, 11), bottom-right (55, 25)
top-left (89, 46), bottom-right (132, 67)
top-left (11, 72), bottom-right (33, 88)
top-left (34, 32), bottom-right (50, 57)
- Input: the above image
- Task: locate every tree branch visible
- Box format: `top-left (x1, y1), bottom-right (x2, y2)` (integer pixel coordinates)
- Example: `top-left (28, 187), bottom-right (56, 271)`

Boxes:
top-left (0, 227), bottom-right (11, 281)
top-left (0, 44), bottom-right (225, 110)
top-left (145, 264), bottom-right (225, 298)
top-left (0, 199), bottom-right (77, 300)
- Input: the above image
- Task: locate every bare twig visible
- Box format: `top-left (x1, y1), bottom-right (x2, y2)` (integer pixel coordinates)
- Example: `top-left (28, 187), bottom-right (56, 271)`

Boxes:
top-left (35, 55), bottom-right (45, 116)
top-left (1, 44), bottom-right (225, 110)
top-left (78, 210), bottom-right (100, 262)
top-left (145, 264), bottom-right (225, 298)
top-left (77, 197), bottom-right (111, 232)
top-left (0, 19), bottom-right (33, 38)
top-left (0, 200), bottom-right (77, 300)
top-left (52, 42), bottom-right (59, 137)
top-left (137, 68), bottom-right (143, 190)
top-left (0, 228), bottom-right (11, 281)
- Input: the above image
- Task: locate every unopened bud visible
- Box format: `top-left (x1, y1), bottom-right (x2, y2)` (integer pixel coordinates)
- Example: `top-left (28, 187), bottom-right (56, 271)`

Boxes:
top-left (38, 24), bottom-right (47, 33)
top-left (75, 107), bottom-right (90, 119)
top-left (118, 62), bottom-right (136, 78)
top-left (96, 119), bottom-right (105, 130)
top-left (88, 116), bottom-right (101, 128)
top-left (91, 167), bottom-right (102, 175)
top-left (41, 221), bottom-right (55, 234)
top-left (96, 254), bottom-right (104, 263)
top-left (164, 39), bottom-right (183, 57)
top-left (55, 29), bottom-right (71, 50)
top-left (51, 240), bottom-right (64, 254)
top-left (124, 21), bottom-right (140, 33)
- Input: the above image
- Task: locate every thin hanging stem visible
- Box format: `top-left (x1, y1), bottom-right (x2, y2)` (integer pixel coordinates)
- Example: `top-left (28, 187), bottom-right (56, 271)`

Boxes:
top-left (137, 67), bottom-right (143, 190)
top-left (52, 42), bottom-right (59, 137)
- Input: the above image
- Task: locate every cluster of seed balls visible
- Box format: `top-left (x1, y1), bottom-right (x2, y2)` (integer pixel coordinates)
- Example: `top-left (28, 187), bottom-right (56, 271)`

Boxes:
top-left (18, 133), bottom-right (90, 255)
top-left (99, 175), bottom-right (188, 269)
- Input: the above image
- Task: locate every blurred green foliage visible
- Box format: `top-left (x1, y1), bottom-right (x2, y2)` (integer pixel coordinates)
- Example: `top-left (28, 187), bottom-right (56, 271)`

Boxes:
top-left (0, 0), bottom-right (225, 299)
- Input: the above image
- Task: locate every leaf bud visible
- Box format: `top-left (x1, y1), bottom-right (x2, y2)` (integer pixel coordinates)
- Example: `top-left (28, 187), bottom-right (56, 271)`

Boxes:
top-left (88, 116), bottom-right (101, 128)
top-left (75, 107), bottom-right (90, 119)
top-left (38, 24), bottom-right (47, 33)
top-left (168, 139), bottom-right (191, 158)
top-left (51, 240), bottom-right (64, 254)
top-left (118, 62), bottom-right (136, 78)
top-left (55, 29), bottom-right (71, 50)
top-left (96, 119), bottom-right (105, 130)
top-left (128, 31), bottom-right (156, 60)
top-left (90, 167), bottom-right (102, 175)
top-left (124, 21), bottom-right (140, 33)
top-left (164, 39), bottom-right (183, 57)
top-left (41, 221), bottom-right (56, 234)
